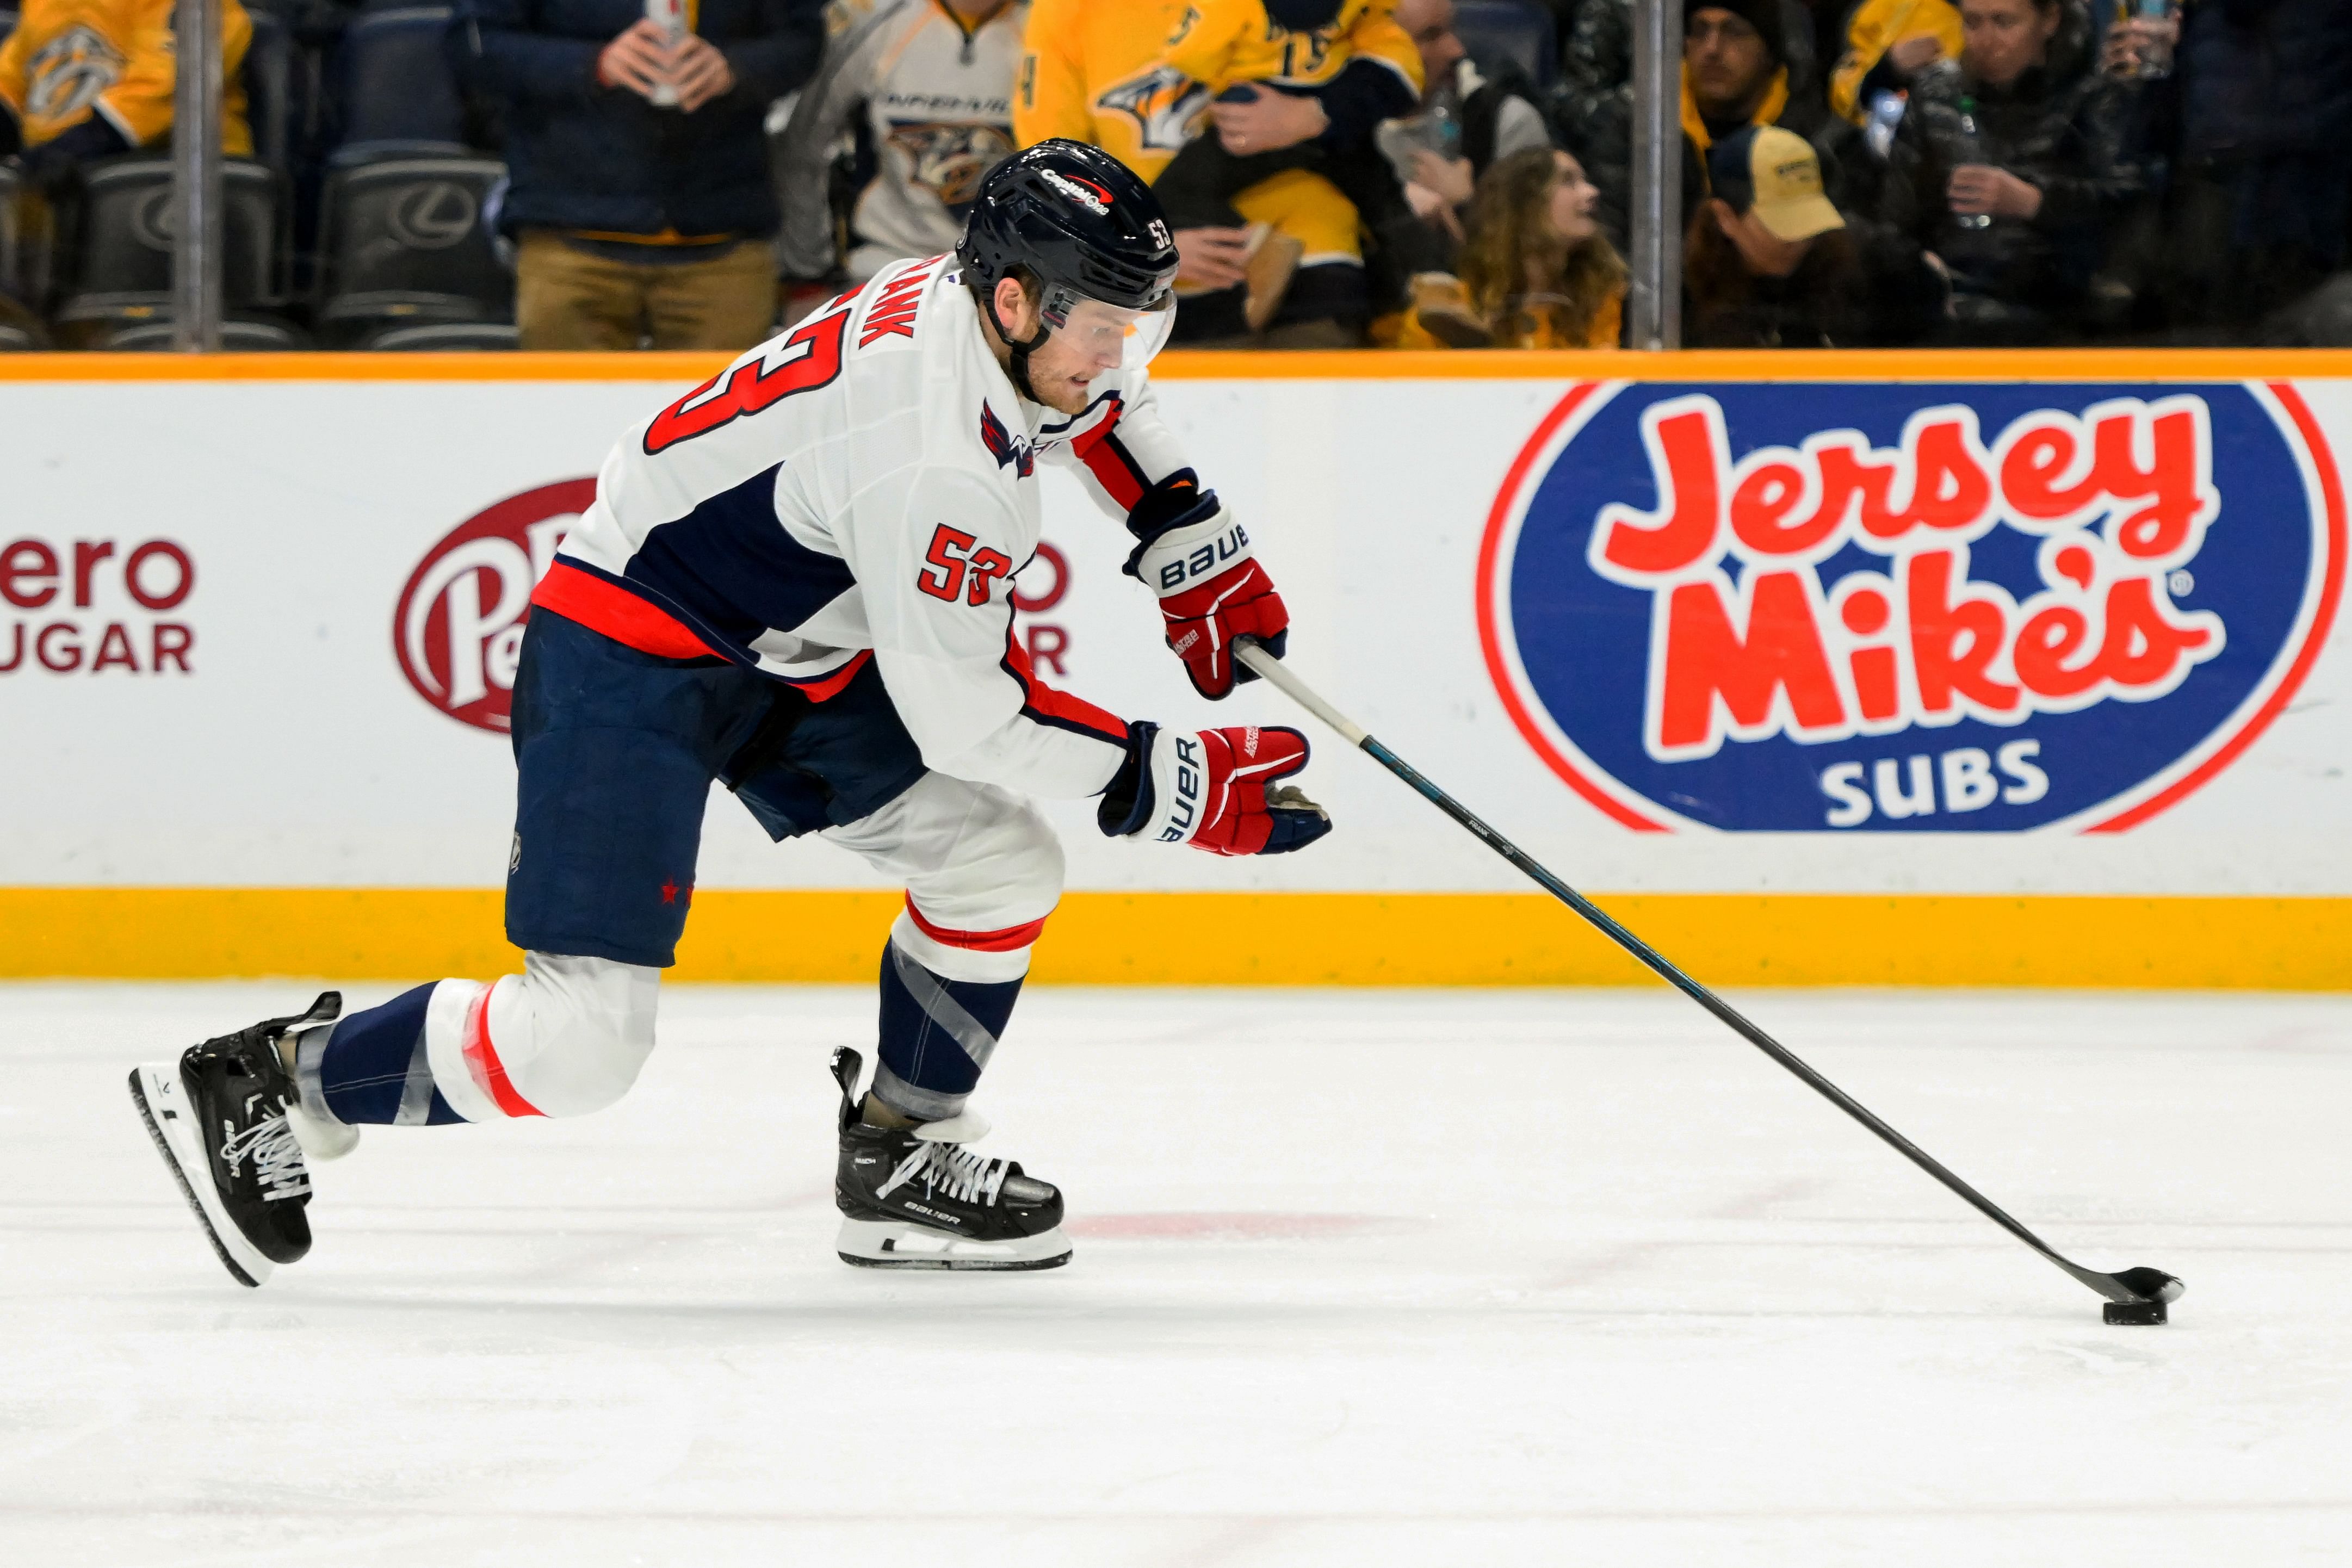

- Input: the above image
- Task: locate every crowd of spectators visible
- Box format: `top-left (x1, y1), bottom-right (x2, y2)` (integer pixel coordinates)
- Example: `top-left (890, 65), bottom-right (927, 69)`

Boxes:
top-left (1, 0), bottom-right (2348, 351)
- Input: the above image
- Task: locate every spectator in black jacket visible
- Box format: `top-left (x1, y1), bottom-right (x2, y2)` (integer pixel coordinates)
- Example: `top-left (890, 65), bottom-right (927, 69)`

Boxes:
top-left (1569, 0), bottom-right (1866, 255)
top-left (449, 0), bottom-right (824, 350)
top-left (1381, 0), bottom-right (1554, 253)
top-left (1552, 0), bottom-right (1819, 157)
top-left (2153, 0), bottom-right (2352, 341)
top-left (1876, 0), bottom-right (2141, 343)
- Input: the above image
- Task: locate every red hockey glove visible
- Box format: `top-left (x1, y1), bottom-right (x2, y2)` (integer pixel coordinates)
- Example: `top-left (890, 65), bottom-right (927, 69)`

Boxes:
top-left (1098, 722), bottom-right (1333, 856)
top-left (1124, 476), bottom-right (1290, 700)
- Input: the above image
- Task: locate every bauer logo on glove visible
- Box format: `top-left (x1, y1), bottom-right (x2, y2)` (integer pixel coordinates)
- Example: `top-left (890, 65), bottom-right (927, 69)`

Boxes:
top-left (1097, 722), bottom-right (1332, 856)
top-left (1123, 473), bottom-right (1290, 700)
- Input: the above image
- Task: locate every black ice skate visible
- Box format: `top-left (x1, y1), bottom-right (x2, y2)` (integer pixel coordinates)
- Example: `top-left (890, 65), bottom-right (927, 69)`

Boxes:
top-left (831, 1048), bottom-right (1072, 1271)
top-left (128, 993), bottom-right (342, 1287)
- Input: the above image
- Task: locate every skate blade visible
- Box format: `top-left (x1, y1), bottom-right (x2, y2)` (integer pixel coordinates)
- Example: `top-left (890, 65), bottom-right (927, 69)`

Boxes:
top-left (128, 1064), bottom-right (271, 1288)
top-left (835, 1218), bottom-right (1071, 1272)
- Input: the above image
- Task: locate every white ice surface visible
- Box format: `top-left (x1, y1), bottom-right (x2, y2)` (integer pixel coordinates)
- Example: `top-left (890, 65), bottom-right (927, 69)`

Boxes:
top-left (7, 984), bottom-right (2351, 1566)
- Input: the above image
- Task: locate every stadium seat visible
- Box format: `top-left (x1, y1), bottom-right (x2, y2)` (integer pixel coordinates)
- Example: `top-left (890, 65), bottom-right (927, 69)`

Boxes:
top-left (313, 153), bottom-right (510, 343)
top-left (0, 162), bottom-right (46, 311)
top-left (243, 10), bottom-right (296, 171)
top-left (1454, 0), bottom-right (1557, 91)
top-left (51, 157), bottom-right (288, 338)
top-left (97, 317), bottom-right (314, 350)
top-left (360, 319), bottom-right (518, 350)
top-left (329, 6), bottom-right (469, 165)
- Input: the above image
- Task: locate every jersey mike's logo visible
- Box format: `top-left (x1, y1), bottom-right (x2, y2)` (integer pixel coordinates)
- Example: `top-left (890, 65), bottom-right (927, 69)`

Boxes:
top-left (395, 480), bottom-right (596, 733)
top-left (1480, 383), bottom-right (2344, 832)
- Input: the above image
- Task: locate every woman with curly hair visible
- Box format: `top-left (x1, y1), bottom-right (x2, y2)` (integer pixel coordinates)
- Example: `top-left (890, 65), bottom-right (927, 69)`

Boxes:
top-left (1400, 146), bottom-right (1628, 349)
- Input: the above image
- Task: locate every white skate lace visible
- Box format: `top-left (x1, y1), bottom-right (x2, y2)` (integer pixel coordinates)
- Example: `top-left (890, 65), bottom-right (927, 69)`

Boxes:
top-left (221, 1113), bottom-right (312, 1202)
top-left (876, 1141), bottom-right (1008, 1208)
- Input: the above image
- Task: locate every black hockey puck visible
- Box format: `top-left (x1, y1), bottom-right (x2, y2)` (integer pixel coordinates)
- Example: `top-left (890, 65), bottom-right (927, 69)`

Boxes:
top-left (2103, 1299), bottom-right (2168, 1326)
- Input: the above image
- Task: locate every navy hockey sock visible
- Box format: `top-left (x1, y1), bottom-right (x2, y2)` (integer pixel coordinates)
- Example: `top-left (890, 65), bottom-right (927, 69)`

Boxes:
top-left (872, 941), bottom-right (1023, 1121)
top-left (305, 983), bottom-right (467, 1126)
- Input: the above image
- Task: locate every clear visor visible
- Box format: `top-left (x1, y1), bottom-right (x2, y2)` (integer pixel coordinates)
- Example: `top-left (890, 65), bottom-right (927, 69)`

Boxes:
top-left (1038, 282), bottom-right (1177, 373)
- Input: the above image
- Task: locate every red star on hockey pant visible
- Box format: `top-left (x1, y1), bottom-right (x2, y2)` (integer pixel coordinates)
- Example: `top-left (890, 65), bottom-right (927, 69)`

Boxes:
top-left (661, 879), bottom-right (692, 906)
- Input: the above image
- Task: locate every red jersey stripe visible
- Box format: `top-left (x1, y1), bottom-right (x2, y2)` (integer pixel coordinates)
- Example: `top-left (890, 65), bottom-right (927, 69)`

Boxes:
top-left (1070, 399), bottom-right (1146, 510)
top-left (460, 983), bottom-right (545, 1119)
top-left (1003, 634), bottom-right (1127, 742)
top-left (785, 649), bottom-right (872, 701)
top-left (531, 559), bottom-right (716, 660)
top-left (903, 894), bottom-right (1050, 952)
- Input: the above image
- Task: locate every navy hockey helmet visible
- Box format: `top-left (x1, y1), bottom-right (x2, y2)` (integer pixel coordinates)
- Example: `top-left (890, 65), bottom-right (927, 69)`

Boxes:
top-left (957, 140), bottom-right (1181, 394)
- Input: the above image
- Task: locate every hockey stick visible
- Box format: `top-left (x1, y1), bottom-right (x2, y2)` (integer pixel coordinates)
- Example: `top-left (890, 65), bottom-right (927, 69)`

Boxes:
top-left (1234, 641), bottom-right (2185, 1324)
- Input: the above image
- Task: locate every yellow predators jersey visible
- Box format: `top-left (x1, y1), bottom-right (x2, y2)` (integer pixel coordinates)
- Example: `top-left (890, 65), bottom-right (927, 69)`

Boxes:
top-left (1829, 0), bottom-right (1961, 123)
top-left (1161, 0), bottom-right (1417, 97)
top-left (0, 0), bottom-right (252, 155)
top-left (1014, 0), bottom-right (1381, 261)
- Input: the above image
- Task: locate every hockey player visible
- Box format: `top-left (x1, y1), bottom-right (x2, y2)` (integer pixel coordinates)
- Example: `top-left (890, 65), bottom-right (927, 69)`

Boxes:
top-left (776, 0), bottom-right (1028, 286)
top-left (130, 140), bottom-right (1331, 1285)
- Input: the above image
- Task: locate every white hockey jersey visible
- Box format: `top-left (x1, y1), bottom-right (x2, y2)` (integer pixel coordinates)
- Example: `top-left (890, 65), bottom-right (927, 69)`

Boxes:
top-left (775, 0), bottom-right (1026, 282)
top-left (537, 252), bottom-right (1189, 801)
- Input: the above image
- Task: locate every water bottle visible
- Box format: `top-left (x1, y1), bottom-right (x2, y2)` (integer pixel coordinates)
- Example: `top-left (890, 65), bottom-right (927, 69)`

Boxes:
top-left (645, 0), bottom-right (685, 107)
top-left (1865, 89), bottom-right (1907, 161)
top-left (1951, 96), bottom-right (1993, 230)
top-left (2127, 0), bottom-right (2174, 80)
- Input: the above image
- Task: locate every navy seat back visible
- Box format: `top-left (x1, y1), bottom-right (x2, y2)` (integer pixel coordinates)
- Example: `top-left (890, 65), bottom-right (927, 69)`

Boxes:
top-left (101, 317), bottom-right (313, 350)
top-left (1455, 0), bottom-right (1557, 91)
top-left (332, 6), bottom-right (467, 159)
top-left (58, 157), bottom-right (286, 314)
top-left (361, 320), bottom-right (519, 349)
top-left (0, 164), bottom-right (29, 306)
top-left (315, 153), bottom-right (511, 338)
top-left (243, 11), bottom-right (297, 168)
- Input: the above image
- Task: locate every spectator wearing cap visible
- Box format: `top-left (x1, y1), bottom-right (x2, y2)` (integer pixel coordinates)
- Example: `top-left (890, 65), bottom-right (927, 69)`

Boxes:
top-left (1829, 0), bottom-right (1964, 125)
top-left (1552, 0), bottom-right (1819, 159)
top-left (1875, 0), bottom-right (2141, 344)
top-left (1573, 0), bottom-right (1865, 257)
top-left (1686, 122), bottom-right (1944, 345)
top-left (449, 0), bottom-right (826, 351)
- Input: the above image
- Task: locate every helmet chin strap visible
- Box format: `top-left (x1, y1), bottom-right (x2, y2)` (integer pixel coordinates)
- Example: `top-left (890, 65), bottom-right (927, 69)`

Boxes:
top-left (976, 278), bottom-right (1054, 406)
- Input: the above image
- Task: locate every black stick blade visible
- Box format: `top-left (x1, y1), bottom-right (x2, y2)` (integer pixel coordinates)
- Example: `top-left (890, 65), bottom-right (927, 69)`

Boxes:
top-left (2108, 1266), bottom-right (2186, 1305)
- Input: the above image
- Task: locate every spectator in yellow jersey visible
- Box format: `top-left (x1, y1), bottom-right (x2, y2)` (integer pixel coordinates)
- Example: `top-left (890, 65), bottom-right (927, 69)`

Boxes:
top-left (1015, 0), bottom-right (1401, 345)
top-left (1149, 0), bottom-right (1427, 329)
top-left (0, 0), bottom-right (252, 194)
top-left (1829, 0), bottom-right (1963, 125)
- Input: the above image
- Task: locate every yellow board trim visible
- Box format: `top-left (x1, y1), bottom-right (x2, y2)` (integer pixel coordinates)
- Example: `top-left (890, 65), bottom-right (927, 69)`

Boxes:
top-left (2, 889), bottom-right (2343, 989)
top-left (9, 348), bottom-right (2352, 383)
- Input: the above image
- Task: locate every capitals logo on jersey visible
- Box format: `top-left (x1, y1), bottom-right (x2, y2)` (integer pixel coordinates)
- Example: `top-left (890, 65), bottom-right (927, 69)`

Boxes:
top-left (1094, 65), bottom-right (1209, 153)
top-left (1480, 382), bottom-right (2345, 833)
top-left (980, 402), bottom-right (1036, 478)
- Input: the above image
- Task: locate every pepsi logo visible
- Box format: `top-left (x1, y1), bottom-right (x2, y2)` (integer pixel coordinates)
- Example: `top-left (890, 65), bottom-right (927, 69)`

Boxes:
top-left (1480, 383), bottom-right (2344, 832)
top-left (394, 479), bottom-right (595, 732)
